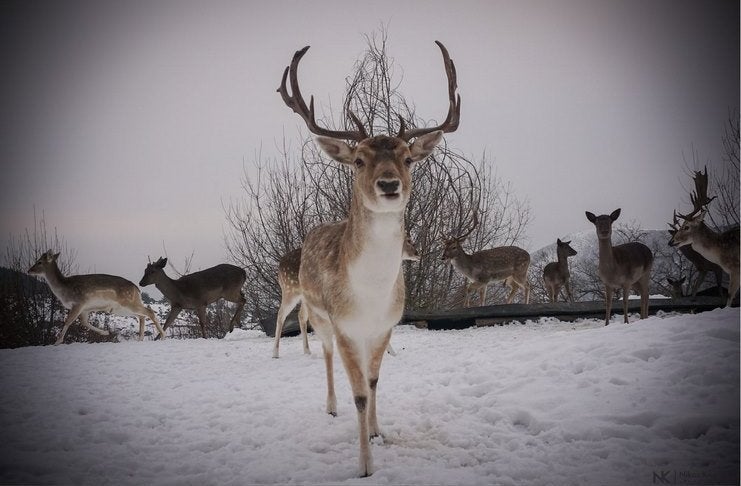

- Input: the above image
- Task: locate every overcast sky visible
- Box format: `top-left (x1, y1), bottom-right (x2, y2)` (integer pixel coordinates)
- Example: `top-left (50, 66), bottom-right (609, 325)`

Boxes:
top-left (1, 0), bottom-right (738, 287)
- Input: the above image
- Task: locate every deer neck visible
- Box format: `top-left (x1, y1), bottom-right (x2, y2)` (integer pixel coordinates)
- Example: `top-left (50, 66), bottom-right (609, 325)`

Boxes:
top-left (42, 261), bottom-right (68, 294)
top-left (152, 271), bottom-right (181, 301)
top-left (596, 235), bottom-right (618, 273)
top-left (450, 249), bottom-right (477, 280)
top-left (687, 223), bottom-right (723, 264)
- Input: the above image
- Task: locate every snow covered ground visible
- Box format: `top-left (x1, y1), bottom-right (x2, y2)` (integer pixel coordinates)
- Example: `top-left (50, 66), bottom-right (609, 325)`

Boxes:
top-left (0, 308), bottom-right (738, 485)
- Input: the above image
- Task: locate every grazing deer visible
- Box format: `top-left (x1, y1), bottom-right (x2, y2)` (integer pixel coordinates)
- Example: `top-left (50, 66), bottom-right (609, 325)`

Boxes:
top-left (666, 276), bottom-right (686, 299)
top-left (542, 238), bottom-right (578, 303)
top-left (139, 257), bottom-right (247, 338)
top-left (668, 211), bottom-right (724, 298)
top-left (442, 212), bottom-right (531, 306)
top-left (668, 168), bottom-right (739, 307)
top-left (277, 41), bottom-right (459, 476)
top-left (28, 250), bottom-right (165, 344)
top-left (585, 209), bottom-right (654, 325)
top-left (272, 237), bottom-right (419, 359)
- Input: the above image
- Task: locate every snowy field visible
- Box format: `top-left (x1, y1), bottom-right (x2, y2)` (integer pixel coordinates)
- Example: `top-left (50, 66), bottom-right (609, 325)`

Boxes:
top-left (0, 308), bottom-right (738, 486)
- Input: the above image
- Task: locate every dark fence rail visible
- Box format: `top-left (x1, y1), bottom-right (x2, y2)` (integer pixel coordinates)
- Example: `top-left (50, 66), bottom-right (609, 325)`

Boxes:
top-left (258, 296), bottom-right (729, 336)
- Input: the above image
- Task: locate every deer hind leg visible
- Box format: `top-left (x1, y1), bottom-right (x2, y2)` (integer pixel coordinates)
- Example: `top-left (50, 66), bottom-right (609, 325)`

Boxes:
top-left (272, 291), bottom-right (301, 358)
top-left (298, 304), bottom-right (310, 355)
top-left (621, 284), bottom-right (631, 324)
top-left (307, 309), bottom-right (336, 416)
top-left (195, 306), bottom-right (208, 338)
top-left (726, 271), bottom-right (739, 308)
top-left (226, 291), bottom-right (247, 333)
top-left (334, 330), bottom-right (373, 478)
top-left (142, 305), bottom-right (166, 340)
top-left (639, 273), bottom-right (651, 319)
top-left (604, 287), bottom-right (613, 326)
top-left (78, 312), bottom-right (109, 336)
top-left (479, 284), bottom-right (487, 306)
top-left (368, 330), bottom-right (392, 440)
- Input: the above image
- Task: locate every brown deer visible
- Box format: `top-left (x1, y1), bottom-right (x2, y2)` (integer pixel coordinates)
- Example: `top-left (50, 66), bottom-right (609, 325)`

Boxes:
top-left (585, 209), bottom-right (654, 325)
top-left (28, 250), bottom-right (165, 344)
top-left (668, 211), bottom-right (724, 298)
top-left (139, 257), bottom-right (247, 338)
top-left (276, 41), bottom-right (459, 476)
top-left (666, 276), bottom-right (686, 299)
top-left (272, 237), bottom-right (419, 359)
top-left (542, 238), bottom-right (578, 303)
top-left (442, 212), bottom-right (531, 306)
top-left (668, 169), bottom-right (739, 307)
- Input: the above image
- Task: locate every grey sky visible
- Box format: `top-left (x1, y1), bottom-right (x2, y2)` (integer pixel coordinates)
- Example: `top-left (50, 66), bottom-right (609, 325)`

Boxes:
top-left (1, 0), bottom-right (738, 288)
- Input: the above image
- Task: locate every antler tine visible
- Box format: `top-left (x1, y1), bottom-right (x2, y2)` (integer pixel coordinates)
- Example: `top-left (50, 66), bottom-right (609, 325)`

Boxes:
top-left (399, 41), bottom-right (461, 141)
top-left (277, 46), bottom-right (367, 142)
top-left (459, 209), bottom-right (479, 241)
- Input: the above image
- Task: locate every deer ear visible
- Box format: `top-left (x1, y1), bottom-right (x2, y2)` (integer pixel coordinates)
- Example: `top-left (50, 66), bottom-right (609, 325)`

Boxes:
top-left (315, 137), bottom-right (354, 165)
top-left (557, 238), bottom-right (563, 245)
top-left (52, 252), bottom-right (60, 261)
top-left (157, 257), bottom-right (168, 268)
top-left (585, 211), bottom-right (597, 223)
top-left (610, 208), bottom-right (621, 221)
top-left (409, 130), bottom-right (443, 162)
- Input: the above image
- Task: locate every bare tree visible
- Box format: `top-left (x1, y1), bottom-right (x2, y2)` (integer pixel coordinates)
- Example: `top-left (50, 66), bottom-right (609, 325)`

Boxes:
top-left (224, 29), bottom-right (530, 319)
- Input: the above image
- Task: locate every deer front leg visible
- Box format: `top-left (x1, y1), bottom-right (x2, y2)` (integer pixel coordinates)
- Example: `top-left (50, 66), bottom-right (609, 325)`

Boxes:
top-left (56, 305), bottom-right (84, 345)
top-left (726, 272), bottom-right (739, 308)
top-left (368, 330), bottom-right (392, 440)
top-left (195, 306), bottom-right (208, 338)
top-left (621, 285), bottom-right (630, 324)
top-left (604, 287), bottom-right (613, 326)
top-left (690, 270), bottom-right (707, 298)
top-left (156, 305), bottom-right (182, 340)
top-left (566, 280), bottom-right (574, 303)
top-left (228, 292), bottom-right (247, 333)
top-left (298, 305), bottom-right (310, 355)
top-left (272, 293), bottom-right (301, 358)
top-left (335, 331), bottom-right (372, 477)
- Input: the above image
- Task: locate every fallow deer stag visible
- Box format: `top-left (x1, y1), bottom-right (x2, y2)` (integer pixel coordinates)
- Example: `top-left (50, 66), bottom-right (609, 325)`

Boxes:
top-left (442, 212), bottom-right (531, 306)
top-left (542, 238), bottom-right (577, 303)
top-left (139, 257), bottom-right (247, 338)
top-left (272, 237), bottom-right (419, 359)
top-left (277, 41), bottom-right (459, 477)
top-left (668, 211), bottom-right (724, 298)
top-left (668, 168), bottom-right (740, 307)
top-left (585, 209), bottom-right (654, 325)
top-left (28, 250), bottom-right (165, 344)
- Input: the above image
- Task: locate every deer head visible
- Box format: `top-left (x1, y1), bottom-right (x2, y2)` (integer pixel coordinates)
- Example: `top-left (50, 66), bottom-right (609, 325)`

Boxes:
top-left (28, 250), bottom-right (60, 275)
top-left (139, 257), bottom-right (168, 287)
top-left (669, 167), bottom-right (716, 248)
top-left (585, 208), bottom-right (621, 240)
top-left (442, 211), bottom-right (478, 261)
top-left (277, 42), bottom-right (460, 215)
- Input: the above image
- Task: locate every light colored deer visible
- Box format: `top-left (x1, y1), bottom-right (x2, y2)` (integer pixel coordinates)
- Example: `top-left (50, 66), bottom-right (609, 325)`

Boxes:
top-left (668, 211), bottom-right (724, 298)
top-left (442, 213), bottom-right (531, 306)
top-left (272, 237), bottom-right (418, 359)
top-left (139, 257), bottom-right (247, 338)
top-left (668, 168), bottom-right (739, 307)
top-left (276, 41), bottom-right (459, 477)
top-left (585, 209), bottom-right (654, 325)
top-left (28, 250), bottom-right (165, 344)
top-left (542, 238), bottom-right (577, 303)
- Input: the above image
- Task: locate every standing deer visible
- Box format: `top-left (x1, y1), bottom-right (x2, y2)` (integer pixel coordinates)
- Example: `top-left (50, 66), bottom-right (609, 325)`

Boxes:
top-left (585, 209), bottom-right (654, 325)
top-left (668, 168), bottom-right (739, 307)
top-left (542, 238), bottom-right (578, 303)
top-left (442, 212), bottom-right (531, 306)
top-left (28, 250), bottom-right (165, 344)
top-left (668, 211), bottom-right (724, 298)
top-left (272, 237), bottom-right (419, 359)
top-left (666, 276), bottom-right (686, 299)
top-left (276, 41), bottom-right (459, 476)
top-left (139, 257), bottom-right (247, 338)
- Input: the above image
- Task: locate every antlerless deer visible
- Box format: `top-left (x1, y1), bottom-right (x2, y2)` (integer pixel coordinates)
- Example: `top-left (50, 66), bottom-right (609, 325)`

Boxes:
top-left (276, 41), bottom-right (459, 477)
top-left (542, 238), bottom-right (578, 303)
top-left (586, 209), bottom-right (653, 325)
top-left (139, 257), bottom-right (247, 338)
top-left (28, 250), bottom-right (165, 344)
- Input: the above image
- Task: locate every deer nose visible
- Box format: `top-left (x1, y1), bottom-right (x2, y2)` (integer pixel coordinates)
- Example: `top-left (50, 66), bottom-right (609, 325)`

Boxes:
top-left (377, 179), bottom-right (400, 194)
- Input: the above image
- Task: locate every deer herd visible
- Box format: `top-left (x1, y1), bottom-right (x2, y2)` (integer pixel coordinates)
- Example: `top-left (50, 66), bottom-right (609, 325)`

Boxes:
top-left (25, 41), bottom-right (739, 477)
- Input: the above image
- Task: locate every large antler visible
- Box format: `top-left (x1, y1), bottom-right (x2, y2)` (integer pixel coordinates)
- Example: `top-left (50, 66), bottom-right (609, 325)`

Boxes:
top-left (398, 41), bottom-right (461, 141)
top-left (277, 46), bottom-right (368, 141)
top-left (677, 167), bottom-right (716, 220)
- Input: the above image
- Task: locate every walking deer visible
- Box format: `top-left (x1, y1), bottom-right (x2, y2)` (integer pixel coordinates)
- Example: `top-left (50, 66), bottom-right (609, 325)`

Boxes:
top-left (585, 209), bottom-right (654, 325)
top-left (28, 250), bottom-right (165, 344)
top-left (276, 41), bottom-right (459, 476)
top-left (272, 237), bottom-right (418, 359)
top-left (542, 238), bottom-right (577, 303)
top-left (139, 257), bottom-right (247, 338)
top-left (668, 211), bottom-right (724, 298)
top-left (668, 169), bottom-right (739, 307)
top-left (442, 212), bottom-right (531, 306)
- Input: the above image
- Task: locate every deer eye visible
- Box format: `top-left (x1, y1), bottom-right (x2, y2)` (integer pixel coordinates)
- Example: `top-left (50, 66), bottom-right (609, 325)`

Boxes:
top-left (404, 157), bottom-right (413, 167)
top-left (354, 158), bottom-right (365, 168)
